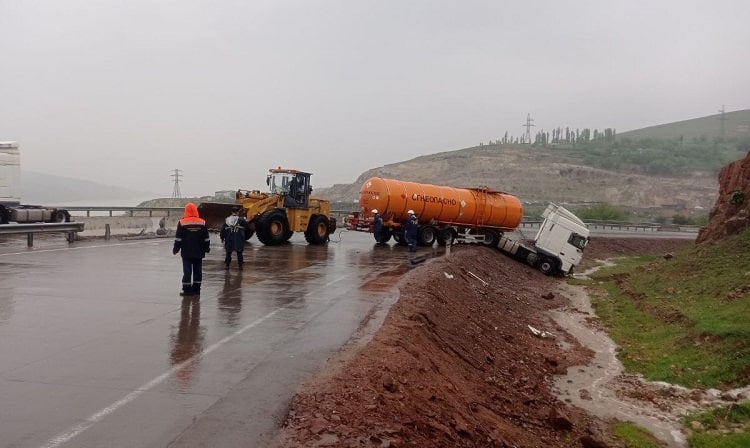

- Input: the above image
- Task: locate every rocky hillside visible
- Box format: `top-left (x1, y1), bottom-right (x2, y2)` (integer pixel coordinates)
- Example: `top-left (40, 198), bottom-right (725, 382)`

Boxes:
top-left (317, 144), bottom-right (719, 209)
top-left (698, 151), bottom-right (750, 243)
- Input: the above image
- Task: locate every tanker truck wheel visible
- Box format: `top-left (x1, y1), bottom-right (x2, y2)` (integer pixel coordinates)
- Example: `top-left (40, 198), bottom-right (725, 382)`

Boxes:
top-left (417, 226), bottom-right (436, 246)
top-left (376, 229), bottom-right (392, 244)
top-left (436, 229), bottom-right (455, 247)
top-left (483, 229), bottom-right (500, 247)
top-left (393, 231), bottom-right (407, 246)
top-left (304, 215), bottom-right (330, 244)
top-left (256, 209), bottom-right (289, 246)
top-left (0, 206), bottom-right (8, 224)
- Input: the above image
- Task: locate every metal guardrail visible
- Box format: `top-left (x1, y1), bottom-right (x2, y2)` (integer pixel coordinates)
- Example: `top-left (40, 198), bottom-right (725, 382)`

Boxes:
top-left (0, 222), bottom-right (86, 246)
top-left (60, 206), bottom-right (355, 218)
top-left (56, 206), bottom-right (185, 217)
top-left (51, 206), bottom-right (702, 234)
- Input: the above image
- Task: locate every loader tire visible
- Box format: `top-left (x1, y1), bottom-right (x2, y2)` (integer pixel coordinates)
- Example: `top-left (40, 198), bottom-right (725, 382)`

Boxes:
top-left (256, 209), bottom-right (289, 246)
top-left (304, 215), bottom-right (330, 245)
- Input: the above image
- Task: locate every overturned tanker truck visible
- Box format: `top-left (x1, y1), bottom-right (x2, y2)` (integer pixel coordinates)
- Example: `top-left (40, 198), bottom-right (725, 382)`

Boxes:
top-left (356, 177), bottom-right (590, 275)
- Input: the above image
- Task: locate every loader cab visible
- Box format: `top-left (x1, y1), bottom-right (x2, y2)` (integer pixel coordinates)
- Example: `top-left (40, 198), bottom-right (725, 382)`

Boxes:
top-left (267, 168), bottom-right (311, 208)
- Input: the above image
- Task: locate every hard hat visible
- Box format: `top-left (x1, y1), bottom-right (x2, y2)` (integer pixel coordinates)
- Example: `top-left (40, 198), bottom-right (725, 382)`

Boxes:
top-left (407, 210), bottom-right (415, 215)
top-left (371, 209), bottom-right (378, 214)
top-left (231, 205), bottom-right (242, 212)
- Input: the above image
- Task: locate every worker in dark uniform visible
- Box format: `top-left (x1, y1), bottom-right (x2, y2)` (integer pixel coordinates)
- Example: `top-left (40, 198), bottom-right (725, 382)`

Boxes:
top-left (371, 209), bottom-right (384, 244)
top-left (220, 204), bottom-right (249, 269)
top-left (405, 209), bottom-right (418, 252)
top-left (173, 202), bottom-right (210, 296)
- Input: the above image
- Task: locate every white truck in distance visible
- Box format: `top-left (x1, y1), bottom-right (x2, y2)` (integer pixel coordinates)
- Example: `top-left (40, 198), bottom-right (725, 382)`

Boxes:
top-left (0, 141), bottom-right (71, 224)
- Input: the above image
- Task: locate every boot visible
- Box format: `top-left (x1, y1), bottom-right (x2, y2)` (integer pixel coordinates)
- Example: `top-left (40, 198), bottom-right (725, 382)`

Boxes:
top-left (179, 284), bottom-right (194, 296)
top-left (192, 283), bottom-right (201, 296)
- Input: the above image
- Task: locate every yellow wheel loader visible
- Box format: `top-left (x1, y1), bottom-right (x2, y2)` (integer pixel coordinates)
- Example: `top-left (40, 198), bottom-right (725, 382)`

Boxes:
top-left (198, 168), bottom-right (337, 245)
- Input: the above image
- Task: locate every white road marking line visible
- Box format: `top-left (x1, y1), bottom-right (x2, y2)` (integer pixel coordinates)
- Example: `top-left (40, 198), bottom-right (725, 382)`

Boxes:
top-left (0, 240), bottom-right (169, 257)
top-left (39, 274), bottom-right (353, 448)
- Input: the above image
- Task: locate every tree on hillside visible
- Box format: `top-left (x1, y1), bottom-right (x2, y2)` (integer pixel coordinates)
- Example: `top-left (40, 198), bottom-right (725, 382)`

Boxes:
top-left (604, 128), bottom-right (616, 142)
top-left (578, 128), bottom-right (591, 143)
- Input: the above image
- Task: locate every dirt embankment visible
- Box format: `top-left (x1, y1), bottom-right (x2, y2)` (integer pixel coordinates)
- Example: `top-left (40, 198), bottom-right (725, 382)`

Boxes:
top-left (274, 238), bottom-right (695, 448)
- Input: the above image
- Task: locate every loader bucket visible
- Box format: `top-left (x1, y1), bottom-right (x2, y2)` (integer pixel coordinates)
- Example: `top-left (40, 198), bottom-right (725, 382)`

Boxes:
top-left (197, 202), bottom-right (236, 232)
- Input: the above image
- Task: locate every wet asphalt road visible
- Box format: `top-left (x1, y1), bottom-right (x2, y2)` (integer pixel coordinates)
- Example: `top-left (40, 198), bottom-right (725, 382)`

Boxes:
top-left (0, 229), bottom-right (434, 448)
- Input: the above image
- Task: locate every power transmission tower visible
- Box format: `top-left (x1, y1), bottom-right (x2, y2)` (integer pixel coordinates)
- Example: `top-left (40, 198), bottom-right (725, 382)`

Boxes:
top-left (717, 105), bottom-right (727, 141)
top-left (521, 113), bottom-right (535, 144)
top-left (171, 169), bottom-right (183, 198)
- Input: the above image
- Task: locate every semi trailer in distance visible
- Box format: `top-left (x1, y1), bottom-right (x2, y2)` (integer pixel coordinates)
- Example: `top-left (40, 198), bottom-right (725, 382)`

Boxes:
top-left (0, 141), bottom-right (71, 224)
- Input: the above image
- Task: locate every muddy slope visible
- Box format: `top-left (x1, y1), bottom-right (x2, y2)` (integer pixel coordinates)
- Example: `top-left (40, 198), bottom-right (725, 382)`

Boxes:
top-left (273, 239), bottom-right (690, 447)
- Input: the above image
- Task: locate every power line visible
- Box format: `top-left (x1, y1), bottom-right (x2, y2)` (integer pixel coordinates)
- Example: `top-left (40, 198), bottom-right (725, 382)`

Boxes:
top-left (171, 169), bottom-right (182, 198)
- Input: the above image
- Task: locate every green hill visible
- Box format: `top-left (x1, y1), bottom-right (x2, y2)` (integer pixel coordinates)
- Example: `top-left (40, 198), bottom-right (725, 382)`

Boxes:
top-left (618, 109), bottom-right (750, 141)
top-left (318, 110), bottom-right (750, 212)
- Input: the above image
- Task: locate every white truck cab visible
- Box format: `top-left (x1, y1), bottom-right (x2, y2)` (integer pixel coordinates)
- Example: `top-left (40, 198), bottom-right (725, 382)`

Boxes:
top-left (0, 141), bottom-right (22, 207)
top-left (0, 141), bottom-right (70, 224)
top-left (533, 203), bottom-right (590, 274)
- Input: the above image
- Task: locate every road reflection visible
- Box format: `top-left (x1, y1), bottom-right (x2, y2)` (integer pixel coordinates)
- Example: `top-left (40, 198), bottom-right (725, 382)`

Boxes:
top-left (0, 263), bottom-right (17, 324)
top-left (218, 272), bottom-right (243, 327)
top-left (169, 298), bottom-right (206, 390)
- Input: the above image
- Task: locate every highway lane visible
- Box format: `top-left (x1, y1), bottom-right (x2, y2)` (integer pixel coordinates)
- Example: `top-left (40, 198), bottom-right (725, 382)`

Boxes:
top-left (0, 230), bottom-right (431, 448)
top-left (0, 225), bottom-right (694, 447)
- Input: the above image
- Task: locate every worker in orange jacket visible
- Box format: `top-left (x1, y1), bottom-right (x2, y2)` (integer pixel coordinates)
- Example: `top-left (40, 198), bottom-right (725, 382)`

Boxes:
top-left (173, 203), bottom-right (210, 296)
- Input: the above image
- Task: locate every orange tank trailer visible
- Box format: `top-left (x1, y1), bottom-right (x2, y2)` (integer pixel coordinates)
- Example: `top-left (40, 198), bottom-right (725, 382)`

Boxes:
top-left (358, 177), bottom-right (523, 230)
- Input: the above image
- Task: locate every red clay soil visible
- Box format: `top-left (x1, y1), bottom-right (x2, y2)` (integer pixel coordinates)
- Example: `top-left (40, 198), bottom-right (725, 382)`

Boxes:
top-left (697, 150), bottom-right (750, 243)
top-left (274, 237), bottom-right (695, 448)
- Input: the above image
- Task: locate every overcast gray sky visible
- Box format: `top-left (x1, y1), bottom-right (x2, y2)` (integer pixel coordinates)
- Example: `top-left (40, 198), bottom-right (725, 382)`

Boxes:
top-left (2, 0), bottom-right (748, 197)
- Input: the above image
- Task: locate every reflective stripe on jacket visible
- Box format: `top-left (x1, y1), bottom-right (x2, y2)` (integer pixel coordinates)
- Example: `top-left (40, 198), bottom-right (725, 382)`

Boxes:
top-left (173, 203), bottom-right (210, 258)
